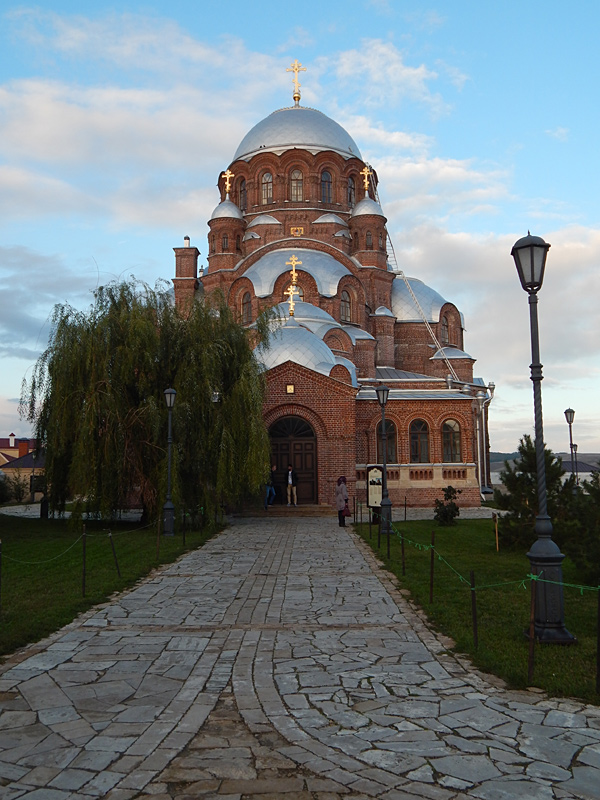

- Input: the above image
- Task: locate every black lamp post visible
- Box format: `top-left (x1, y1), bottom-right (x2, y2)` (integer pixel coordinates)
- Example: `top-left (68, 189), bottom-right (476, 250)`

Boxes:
top-left (564, 408), bottom-right (576, 483)
top-left (163, 388), bottom-right (176, 536)
top-left (573, 443), bottom-right (579, 485)
top-left (376, 384), bottom-right (392, 556)
top-left (511, 233), bottom-right (575, 643)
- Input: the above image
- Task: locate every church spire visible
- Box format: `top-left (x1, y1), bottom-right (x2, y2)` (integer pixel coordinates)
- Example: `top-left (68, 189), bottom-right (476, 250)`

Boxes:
top-left (286, 59), bottom-right (307, 106)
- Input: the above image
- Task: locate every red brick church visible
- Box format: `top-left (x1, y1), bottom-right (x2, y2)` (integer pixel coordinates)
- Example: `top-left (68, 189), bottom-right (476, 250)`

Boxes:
top-left (173, 62), bottom-right (494, 509)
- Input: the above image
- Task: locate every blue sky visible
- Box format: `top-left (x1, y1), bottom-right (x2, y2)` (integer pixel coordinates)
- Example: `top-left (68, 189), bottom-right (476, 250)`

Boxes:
top-left (1, 1), bottom-right (598, 454)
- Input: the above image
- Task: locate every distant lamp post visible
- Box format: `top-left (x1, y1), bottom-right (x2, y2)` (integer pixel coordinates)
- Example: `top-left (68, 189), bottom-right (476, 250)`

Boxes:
top-left (573, 443), bottom-right (579, 485)
top-left (376, 384), bottom-right (392, 555)
top-left (564, 408), bottom-right (577, 483)
top-left (163, 388), bottom-right (176, 536)
top-left (511, 233), bottom-right (575, 643)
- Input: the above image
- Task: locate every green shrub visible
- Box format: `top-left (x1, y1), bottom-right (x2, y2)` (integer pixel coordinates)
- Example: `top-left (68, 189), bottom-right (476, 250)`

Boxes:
top-left (434, 485), bottom-right (461, 526)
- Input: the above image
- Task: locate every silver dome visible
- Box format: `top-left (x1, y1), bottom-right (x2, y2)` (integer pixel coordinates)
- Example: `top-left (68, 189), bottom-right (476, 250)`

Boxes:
top-left (314, 213), bottom-right (348, 226)
top-left (391, 277), bottom-right (447, 323)
top-left (247, 214), bottom-right (281, 228)
top-left (233, 106), bottom-right (362, 162)
top-left (351, 196), bottom-right (385, 218)
top-left (374, 305), bottom-right (394, 317)
top-left (210, 197), bottom-right (243, 221)
top-left (242, 248), bottom-right (351, 298)
top-left (431, 346), bottom-right (473, 360)
top-left (257, 318), bottom-right (336, 375)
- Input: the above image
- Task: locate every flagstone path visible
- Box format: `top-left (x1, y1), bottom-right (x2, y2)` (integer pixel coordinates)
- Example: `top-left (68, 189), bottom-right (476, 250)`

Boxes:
top-left (1, 516), bottom-right (599, 799)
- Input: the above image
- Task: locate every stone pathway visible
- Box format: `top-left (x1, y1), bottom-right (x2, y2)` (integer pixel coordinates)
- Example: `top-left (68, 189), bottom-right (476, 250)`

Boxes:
top-left (1, 516), bottom-right (599, 799)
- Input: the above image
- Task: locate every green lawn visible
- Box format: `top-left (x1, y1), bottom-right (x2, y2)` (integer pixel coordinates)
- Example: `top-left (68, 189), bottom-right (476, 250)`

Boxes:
top-left (0, 513), bottom-right (217, 659)
top-left (356, 517), bottom-right (600, 705)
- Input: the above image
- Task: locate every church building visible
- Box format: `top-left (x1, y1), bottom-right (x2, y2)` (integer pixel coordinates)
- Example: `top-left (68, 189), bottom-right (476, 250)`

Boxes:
top-left (173, 62), bottom-right (494, 509)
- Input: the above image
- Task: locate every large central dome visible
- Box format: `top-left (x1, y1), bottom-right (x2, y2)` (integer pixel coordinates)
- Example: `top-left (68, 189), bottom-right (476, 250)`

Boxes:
top-left (233, 106), bottom-right (362, 162)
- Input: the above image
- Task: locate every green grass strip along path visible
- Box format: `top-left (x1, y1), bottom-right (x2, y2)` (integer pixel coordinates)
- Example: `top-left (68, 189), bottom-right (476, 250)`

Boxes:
top-left (0, 515), bottom-right (217, 659)
top-left (356, 517), bottom-right (600, 706)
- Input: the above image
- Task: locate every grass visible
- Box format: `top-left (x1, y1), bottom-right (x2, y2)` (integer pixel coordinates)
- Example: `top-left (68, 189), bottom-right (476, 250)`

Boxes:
top-left (0, 513), bottom-right (217, 659)
top-left (356, 517), bottom-right (600, 705)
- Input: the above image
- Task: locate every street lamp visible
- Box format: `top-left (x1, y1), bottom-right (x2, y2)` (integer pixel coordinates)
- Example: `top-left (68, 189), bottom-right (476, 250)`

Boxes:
top-left (564, 408), bottom-right (576, 483)
top-left (573, 443), bottom-right (579, 485)
top-left (163, 388), bottom-right (176, 536)
top-left (511, 233), bottom-right (575, 643)
top-left (376, 384), bottom-right (392, 556)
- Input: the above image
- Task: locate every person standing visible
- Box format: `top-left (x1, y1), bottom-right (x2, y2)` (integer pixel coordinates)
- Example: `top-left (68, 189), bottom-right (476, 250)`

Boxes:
top-left (335, 476), bottom-right (349, 527)
top-left (286, 464), bottom-right (298, 506)
top-left (264, 463), bottom-right (277, 510)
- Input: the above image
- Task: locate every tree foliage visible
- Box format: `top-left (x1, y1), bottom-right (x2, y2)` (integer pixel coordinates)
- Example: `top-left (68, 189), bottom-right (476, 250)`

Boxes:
top-left (493, 435), bottom-right (579, 550)
top-left (21, 280), bottom-right (273, 521)
top-left (434, 485), bottom-right (461, 526)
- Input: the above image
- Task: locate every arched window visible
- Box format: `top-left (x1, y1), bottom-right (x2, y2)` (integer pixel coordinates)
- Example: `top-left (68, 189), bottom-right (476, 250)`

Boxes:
top-left (378, 232), bottom-right (384, 250)
top-left (210, 235), bottom-right (215, 254)
top-left (221, 233), bottom-right (229, 252)
top-left (377, 420), bottom-right (397, 463)
top-left (236, 235), bottom-right (241, 252)
top-left (290, 169), bottom-right (303, 202)
top-left (347, 176), bottom-right (356, 207)
top-left (441, 315), bottom-right (449, 344)
top-left (442, 420), bottom-right (461, 463)
top-left (366, 231), bottom-right (373, 250)
top-left (242, 292), bottom-right (252, 324)
top-left (296, 286), bottom-right (304, 300)
top-left (239, 179), bottom-right (247, 212)
top-left (261, 172), bottom-right (273, 205)
top-left (340, 290), bottom-right (351, 322)
top-left (353, 232), bottom-right (359, 251)
top-left (410, 419), bottom-right (429, 463)
top-left (321, 171), bottom-right (332, 203)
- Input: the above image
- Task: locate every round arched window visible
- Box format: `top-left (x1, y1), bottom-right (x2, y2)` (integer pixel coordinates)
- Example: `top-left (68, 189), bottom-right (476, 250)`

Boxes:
top-left (239, 178), bottom-right (247, 212)
top-left (377, 421), bottom-right (397, 463)
top-left (290, 169), bottom-right (303, 202)
top-left (442, 420), bottom-right (461, 463)
top-left (347, 176), bottom-right (356, 207)
top-left (261, 172), bottom-right (273, 205)
top-left (340, 290), bottom-right (351, 322)
top-left (321, 171), bottom-right (332, 203)
top-left (242, 292), bottom-right (252, 324)
top-left (410, 419), bottom-right (429, 463)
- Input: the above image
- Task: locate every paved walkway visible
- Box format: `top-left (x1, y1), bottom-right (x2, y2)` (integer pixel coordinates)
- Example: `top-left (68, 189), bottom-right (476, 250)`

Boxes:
top-left (1, 517), bottom-right (599, 799)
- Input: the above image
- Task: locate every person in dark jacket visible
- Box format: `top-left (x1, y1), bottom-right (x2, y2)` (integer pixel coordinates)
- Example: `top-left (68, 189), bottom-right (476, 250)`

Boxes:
top-left (286, 464), bottom-right (298, 506)
top-left (264, 463), bottom-right (277, 510)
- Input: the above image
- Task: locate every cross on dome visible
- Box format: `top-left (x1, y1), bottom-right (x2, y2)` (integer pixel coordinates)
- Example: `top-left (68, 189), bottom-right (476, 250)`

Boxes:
top-left (284, 282), bottom-right (300, 316)
top-left (286, 254), bottom-right (302, 284)
top-left (286, 59), bottom-right (307, 106)
top-left (360, 165), bottom-right (373, 192)
top-left (221, 169), bottom-right (235, 194)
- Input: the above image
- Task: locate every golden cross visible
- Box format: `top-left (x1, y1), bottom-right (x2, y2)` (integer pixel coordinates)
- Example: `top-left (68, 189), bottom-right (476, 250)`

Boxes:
top-left (285, 254), bottom-right (302, 284)
top-left (221, 169), bottom-right (235, 194)
top-left (360, 165), bottom-right (372, 192)
top-left (286, 59), bottom-right (307, 103)
top-left (284, 283), bottom-right (300, 316)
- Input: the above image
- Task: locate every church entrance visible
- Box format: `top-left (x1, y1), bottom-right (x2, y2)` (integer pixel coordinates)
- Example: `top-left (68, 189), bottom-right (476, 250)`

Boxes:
top-left (269, 416), bottom-right (317, 504)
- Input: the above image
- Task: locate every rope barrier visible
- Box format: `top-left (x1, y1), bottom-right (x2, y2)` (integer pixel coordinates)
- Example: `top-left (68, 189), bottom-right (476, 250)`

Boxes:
top-left (372, 521), bottom-right (600, 596)
top-left (3, 534), bottom-right (84, 565)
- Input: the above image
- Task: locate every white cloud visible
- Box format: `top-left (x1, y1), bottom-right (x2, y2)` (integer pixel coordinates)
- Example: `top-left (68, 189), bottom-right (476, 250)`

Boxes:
top-left (546, 126), bottom-right (569, 142)
top-left (321, 40), bottom-right (445, 112)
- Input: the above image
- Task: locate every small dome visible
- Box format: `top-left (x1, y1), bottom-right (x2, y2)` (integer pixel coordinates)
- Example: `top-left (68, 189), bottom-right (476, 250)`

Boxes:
top-left (392, 277), bottom-right (448, 323)
top-left (233, 106), bottom-right (362, 162)
top-left (431, 346), bottom-right (473, 360)
top-left (351, 196), bottom-right (385, 218)
top-left (314, 213), bottom-right (348, 226)
top-left (374, 306), bottom-right (394, 317)
top-left (210, 196), bottom-right (243, 221)
top-left (247, 214), bottom-right (281, 228)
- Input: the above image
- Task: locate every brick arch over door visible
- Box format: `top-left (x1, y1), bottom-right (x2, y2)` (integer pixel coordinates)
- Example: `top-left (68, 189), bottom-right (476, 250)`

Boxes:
top-left (268, 416), bottom-right (317, 504)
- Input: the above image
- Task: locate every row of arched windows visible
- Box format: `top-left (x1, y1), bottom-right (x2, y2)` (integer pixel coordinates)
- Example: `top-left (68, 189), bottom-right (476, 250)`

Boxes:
top-left (236, 173), bottom-right (359, 210)
top-left (376, 419), bottom-right (462, 464)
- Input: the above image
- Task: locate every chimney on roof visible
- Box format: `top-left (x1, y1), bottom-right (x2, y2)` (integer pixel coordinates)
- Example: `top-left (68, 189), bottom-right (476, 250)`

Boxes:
top-left (9, 433), bottom-right (15, 447)
top-left (18, 439), bottom-right (29, 458)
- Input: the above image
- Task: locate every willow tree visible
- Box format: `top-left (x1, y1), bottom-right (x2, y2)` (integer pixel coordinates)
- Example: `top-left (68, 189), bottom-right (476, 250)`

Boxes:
top-left (21, 280), bottom-right (272, 520)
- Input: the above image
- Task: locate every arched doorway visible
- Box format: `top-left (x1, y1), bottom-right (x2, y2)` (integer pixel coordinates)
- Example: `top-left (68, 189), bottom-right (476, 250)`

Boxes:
top-left (269, 416), bottom-right (317, 504)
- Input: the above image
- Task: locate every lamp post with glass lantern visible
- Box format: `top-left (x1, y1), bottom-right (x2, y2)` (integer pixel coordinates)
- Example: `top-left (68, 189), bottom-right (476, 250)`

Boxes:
top-left (511, 233), bottom-right (575, 643)
top-left (163, 388), bottom-right (176, 536)
top-left (376, 385), bottom-right (392, 557)
top-left (564, 408), bottom-right (576, 483)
